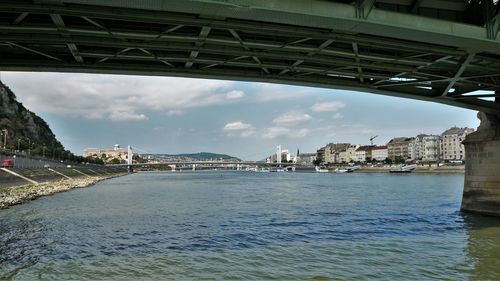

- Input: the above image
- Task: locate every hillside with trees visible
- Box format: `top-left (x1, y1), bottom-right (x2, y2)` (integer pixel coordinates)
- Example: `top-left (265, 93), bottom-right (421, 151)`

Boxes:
top-left (0, 81), bottom-right (102, 164)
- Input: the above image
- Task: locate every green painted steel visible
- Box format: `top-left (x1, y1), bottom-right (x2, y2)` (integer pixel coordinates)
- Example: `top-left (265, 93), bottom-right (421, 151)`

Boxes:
top-left (1, 0), bottom-right (500, 114)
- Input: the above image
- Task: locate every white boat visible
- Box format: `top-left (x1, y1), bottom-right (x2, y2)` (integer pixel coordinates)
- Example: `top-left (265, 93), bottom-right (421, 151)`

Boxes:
top-left (270, 167), bottom-right (286, 172)
top-left (256, 168), bottom-right (270, 172)
top-left (335, 165), bottom-right (360, 173)
top-left (349, 165), bottom-right (361, 171)
top-left (335, 168), bottom-right (349, 173)
top-left (315, 166), bottom-right (329, 173)
top-left (389, 164), bottom-right (417, 173)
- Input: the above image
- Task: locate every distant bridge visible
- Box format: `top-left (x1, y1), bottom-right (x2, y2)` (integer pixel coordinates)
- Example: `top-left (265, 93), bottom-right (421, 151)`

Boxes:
top-left (108, 161), bottom-right (299, 167)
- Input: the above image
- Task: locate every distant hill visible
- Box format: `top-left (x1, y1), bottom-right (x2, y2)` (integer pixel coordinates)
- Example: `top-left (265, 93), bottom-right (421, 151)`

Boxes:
top-left (0, 81), bottom-right (102, 163)
top-left (144, 152), bottom-right (241, 162)
top-left (175, 152), bottom-right (241, 161)
top-left (0, 81), bottom-right (63, 153)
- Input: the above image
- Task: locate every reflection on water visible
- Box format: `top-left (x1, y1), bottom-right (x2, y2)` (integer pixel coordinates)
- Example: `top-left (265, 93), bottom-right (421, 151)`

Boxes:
top-left (463, 214), bottom-right (500, 280)
top-left (0, 172), bottom-right (500, 280)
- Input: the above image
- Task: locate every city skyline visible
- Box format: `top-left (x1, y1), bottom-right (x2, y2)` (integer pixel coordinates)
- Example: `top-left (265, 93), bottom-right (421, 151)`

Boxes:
top-left (1, 72), bottom-right (479, 160)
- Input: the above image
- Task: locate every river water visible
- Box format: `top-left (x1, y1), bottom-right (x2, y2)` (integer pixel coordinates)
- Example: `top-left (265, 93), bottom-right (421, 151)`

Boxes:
top-left (1, 172), bottom-right (500, 280)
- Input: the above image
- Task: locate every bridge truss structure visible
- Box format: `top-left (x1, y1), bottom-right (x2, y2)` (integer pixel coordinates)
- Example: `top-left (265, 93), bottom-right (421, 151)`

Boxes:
top-left (1, 0), bottom-right (500, 113)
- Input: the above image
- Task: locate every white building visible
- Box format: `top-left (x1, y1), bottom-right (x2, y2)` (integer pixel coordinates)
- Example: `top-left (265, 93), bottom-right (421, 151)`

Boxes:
top-left (267, 145), bottom-right (291, 163)
top-left (371, 146), bottom-right (388, 161)
top-left (410, 134), bottom-right (440, 161)
top-left (440, 127), bottom-right (474, 160)
top-left (355, 146), bottom-right (374, 163)
top-left (422, 135), bottom-right (440, 161)
top-left (409, 134), bottom-right (425, 160)
top-left (346, 144), bottom-right (360, 163)
top-left (297, 153), bottom-right (316, 165)
top-left (84, 144), bottom-right (128, 163)
top-left (338, 150), bottom-right (348, 163)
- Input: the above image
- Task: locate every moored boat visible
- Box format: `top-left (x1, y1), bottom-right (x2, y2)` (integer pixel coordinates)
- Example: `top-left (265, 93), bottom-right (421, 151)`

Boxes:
top-left (389, 164), bottom-right (417, 173)
top-left (315, 166), bottom-right (329, 173)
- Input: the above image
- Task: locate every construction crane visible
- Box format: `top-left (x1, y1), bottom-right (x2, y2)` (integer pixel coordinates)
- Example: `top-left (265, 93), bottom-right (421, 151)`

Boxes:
top-left (369, 135), bottom-right (378, 146)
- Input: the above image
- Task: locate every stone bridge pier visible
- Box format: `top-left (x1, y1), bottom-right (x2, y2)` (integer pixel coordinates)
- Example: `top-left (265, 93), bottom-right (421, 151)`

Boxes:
top-left (462, 111), bottom-right (500, 216)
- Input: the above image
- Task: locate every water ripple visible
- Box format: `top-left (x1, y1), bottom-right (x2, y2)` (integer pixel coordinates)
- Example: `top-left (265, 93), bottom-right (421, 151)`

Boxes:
top-left (1, 172), bottom-right (499, 280)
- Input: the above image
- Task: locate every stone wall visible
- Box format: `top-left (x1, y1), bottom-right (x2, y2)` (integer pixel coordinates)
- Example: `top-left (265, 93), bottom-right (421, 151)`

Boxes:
top-left (461, 112), bottom-right (500, 216)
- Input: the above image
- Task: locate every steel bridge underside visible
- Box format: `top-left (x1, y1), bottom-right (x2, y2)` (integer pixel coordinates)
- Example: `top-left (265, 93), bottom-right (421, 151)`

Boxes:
top-left (1, 0), bottom-right (500, 114)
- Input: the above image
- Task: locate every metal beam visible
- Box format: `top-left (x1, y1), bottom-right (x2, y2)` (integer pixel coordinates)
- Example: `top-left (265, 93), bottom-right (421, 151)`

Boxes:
top-left (0, 2), bottom-right (475, 56)
top-left (139, 48), bottom-right (174, 67)
top-left (12, 12), bottom-right (29, 25)
top-left (374, 55), bottom-right (454, 86)
top-left (352, 42), bottom-right (364, 83)
top-left (50, 14), bottom-right (84, 63)
top-left (0, 31), bottom-right (453, 69)
top-left (1, 34), bottom-right (438, 74)
top-left (95, 47), bottom-right (134, 64)
top-left (453, 94), bottom-right (500, 99)
top-left (200, 55), bottom-right (249, 69)
top-left (0, 23), bottom-right (468, 58)
top-left (442, 53), bottom-right (475, 96)
top-left (5, 41), bottom-right (64, 62)
top-left (376, 76), bottom-right (500, 90)
top-left (279, 39), bottom-right (335, 75)
top-left (81, 16), bottom-right (117, 38)
top-left (72, 51), bottom-right (499, 89)
top-left (157, 24), bottom-right (184, 39)
top-left (185, 26), bottom-right (210, 68)
top-left (410, 0), bottom-right (423, 14)
top-left (487, 11), bottom-right (500, 40)
top-left (356, 0), bottom-right (376, 19)
top-left (229, 29), bottom-right (269, 74)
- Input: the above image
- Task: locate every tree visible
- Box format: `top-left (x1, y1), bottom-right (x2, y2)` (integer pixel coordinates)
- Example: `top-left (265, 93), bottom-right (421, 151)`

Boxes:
top-left (133, 154), bottom-right (147, 163)
top-left (394, 156), bottom-right (405, 164)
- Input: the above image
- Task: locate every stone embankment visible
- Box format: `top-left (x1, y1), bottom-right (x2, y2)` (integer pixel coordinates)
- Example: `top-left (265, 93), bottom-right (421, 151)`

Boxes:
top-left (0, 173), bottom-right (126, 209)
top-left (356, 165), bottom-right (465, 173)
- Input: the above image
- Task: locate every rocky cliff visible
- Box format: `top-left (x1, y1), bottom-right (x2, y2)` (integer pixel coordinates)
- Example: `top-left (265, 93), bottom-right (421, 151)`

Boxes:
top-left (0, 81), bottom-right (64, 154)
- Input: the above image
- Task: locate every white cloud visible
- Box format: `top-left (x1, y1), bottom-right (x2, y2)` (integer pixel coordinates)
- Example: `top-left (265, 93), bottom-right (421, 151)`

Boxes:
top-left (262, 127), bottom-right (310, 139)
top-left (310, 101), bottom-right (346, 112)
top-left (272, 110), bottom-right (313, 126)
top-left (108, 111), bottom-right (148, 121)
top-left (222, 121), bottom-right (256, 137)
top-left (226, 90), bottom-right (245, 99)
top-left (223, 121), bottom-right (254, 131)
top-left (333, 113), bottom-right (344, 119)
top-left (3, 72), bottom-right (243, 122)
top-left (166, 110), bottom-right (185, 116)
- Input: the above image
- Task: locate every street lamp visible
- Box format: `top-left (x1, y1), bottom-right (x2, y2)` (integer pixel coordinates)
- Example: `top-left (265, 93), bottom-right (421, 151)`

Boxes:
top-left (26, 137), bottom-right (31, 155)
top-left (17, 138), bottom-right (21, 152)
top-left (1, 129), bottom-right (7, 149)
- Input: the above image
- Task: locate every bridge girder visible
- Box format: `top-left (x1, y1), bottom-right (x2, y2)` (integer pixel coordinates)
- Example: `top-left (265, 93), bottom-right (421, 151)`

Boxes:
top-left (1, 0), bottom-right (500, 114)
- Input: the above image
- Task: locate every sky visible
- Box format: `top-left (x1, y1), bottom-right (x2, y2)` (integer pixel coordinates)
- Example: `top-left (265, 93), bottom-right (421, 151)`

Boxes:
top-left (1, 72), bottom-right (479, 160)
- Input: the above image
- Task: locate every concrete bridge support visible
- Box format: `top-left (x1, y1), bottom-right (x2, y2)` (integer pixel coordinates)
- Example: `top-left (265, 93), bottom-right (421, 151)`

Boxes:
top-left (462, 111), bottom-right (500, 216)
